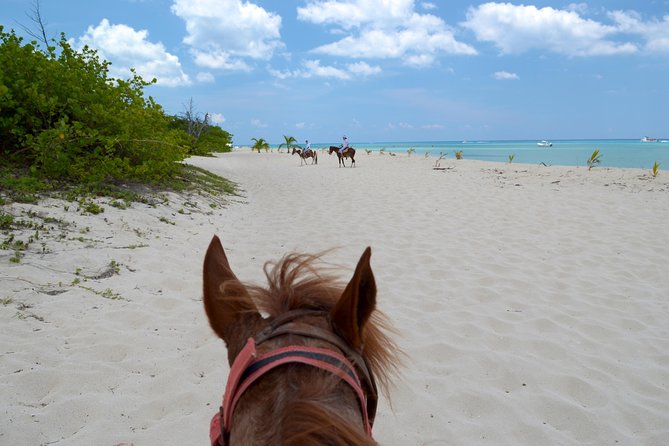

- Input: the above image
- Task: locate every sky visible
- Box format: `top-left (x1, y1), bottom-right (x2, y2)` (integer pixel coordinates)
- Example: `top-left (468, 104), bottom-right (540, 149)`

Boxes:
top-left (1, 0), bottom-right (668, 145)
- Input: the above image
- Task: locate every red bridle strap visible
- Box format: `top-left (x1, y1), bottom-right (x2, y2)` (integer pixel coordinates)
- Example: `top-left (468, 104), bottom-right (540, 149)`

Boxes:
top-left (210, 337), bottom-right (372, 446)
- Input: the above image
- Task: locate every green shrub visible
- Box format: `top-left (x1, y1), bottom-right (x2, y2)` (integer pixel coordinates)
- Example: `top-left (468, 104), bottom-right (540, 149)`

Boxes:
top-left (0, 26), bottom-right (188, 185)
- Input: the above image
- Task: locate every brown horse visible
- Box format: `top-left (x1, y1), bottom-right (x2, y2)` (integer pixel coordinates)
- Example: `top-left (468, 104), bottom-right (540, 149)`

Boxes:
top-left (328, 146), bottom-right (356, 167)
top-left (203, 236), bottom-right (399, 445)
top-left (292, 147), bottom-right (318, 165)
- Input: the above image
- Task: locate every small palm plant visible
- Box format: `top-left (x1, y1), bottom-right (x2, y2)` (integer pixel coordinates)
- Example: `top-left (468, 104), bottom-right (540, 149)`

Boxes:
top-left (454, 150), bottom-right (463, 160)
top-left (251, 137), bottom-right (270, 153)
top-left (587, 149), bottom-right (602, 170)
top-left (379, 148), bottom-right (386, 155)
top-left (278, 135), bottom-right (298, 154)
top-left (365, 149), bottom-right (372, 155)
top-left (651, 161), bottom-right (661, 178)
top-left (407, 148), bottom-right (416, 157)
top-left (508, 154), bottom-right (515, 163)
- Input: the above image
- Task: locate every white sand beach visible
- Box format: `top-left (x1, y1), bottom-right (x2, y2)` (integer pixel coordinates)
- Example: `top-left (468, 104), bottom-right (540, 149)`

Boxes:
top-left (2, 149), bottom-right (669, 445)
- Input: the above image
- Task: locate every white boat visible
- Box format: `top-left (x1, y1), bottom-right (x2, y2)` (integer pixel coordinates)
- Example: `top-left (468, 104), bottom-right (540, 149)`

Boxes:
top-left (537, 140), bottom-right (552, 147)
top-left (641, 136), bottom-right (658, 142)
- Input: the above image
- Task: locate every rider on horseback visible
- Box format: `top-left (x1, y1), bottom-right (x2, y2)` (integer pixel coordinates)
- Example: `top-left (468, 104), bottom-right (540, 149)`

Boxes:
top-left (339, 135), bottom-right (349, 155)
top-left (304, 139), bottom-right (311, 155)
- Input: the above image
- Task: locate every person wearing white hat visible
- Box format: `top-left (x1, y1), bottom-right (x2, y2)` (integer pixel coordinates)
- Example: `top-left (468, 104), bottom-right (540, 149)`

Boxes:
top-left (339, 135), bottom-right (349, 155)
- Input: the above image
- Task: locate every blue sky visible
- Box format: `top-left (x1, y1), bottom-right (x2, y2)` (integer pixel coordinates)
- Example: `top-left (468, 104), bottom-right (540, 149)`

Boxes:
top-left (2, 0), bottom-right (668, 145)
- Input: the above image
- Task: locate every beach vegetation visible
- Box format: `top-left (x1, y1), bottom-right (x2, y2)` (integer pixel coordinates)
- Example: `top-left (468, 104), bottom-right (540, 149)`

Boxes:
top-left (1, 297), bottom-right (13, 306)
top-left (455, 150), bottom-right (463, 160)
top-left (379, 148), bottom-right (385, 155)
top-left (0, 213), bottom-right (15, 230)
top-left (278, 135), bottom-right (298, 154)
top-left (651, 161), bottom-right (661, 178)
top-left (364, 149), bottom-right (372, 155)
top-left (169, 98), bottom-right (233, 156)
top-left (587, 149), bottom-right (602, 170)
top-left (81, 201), bottom-right (104, 215)
top-left (78, 284), bottom-right (124, 300)
top-left (251, 138), bottom-right (270, 153)
top-left (125, 243), bottom-right (149, 249)
top-left (424, 152), bottom-right (430, 159)
top-left (0, 26), bottom-right (236, 205)
top-left (407, 148), bottom-right (415, 157)
top-left (109, 200), bottom-right (129, 209)
top-left (508, 154), bottom-right (515, 163)
top-left (159, 216), bottom-right (175, 225)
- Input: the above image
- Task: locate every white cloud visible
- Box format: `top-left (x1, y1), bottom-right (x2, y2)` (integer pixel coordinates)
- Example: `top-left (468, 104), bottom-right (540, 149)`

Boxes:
top-left (297, 0), bottom-right (414, 29)
top-left (76, 19), bottom-right (190, 86)
top-left (171, 0), bottom-right (283, 70)
top-left (421, 2), bottom-right (437, 11)
top-left (608, 10), bottom-right (669, 54)
top-left (345, 61), bottom-right (382, 76)
top-left (210, 113), bottom-right (225, 124)
top-left (269, 60), bottom-right (381, 80)
top-left (462, 3), bottom-right (638, 56)
top-left (251, 118), bottom-right (268, 128)
top-left (422, 124), bottom-right (444, 129)
top-left (493, 71), bottom-right (519, 80)
top-left (298, 0), bottom-right (476, 66)
top-left (295, 122), bottom-right (306, 129)
top-left (196, 72), bottom-right (215, 83)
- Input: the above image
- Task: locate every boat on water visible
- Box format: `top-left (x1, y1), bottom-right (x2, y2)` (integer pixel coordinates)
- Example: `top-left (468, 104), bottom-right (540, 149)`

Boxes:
top-left (537, 140), bottom-right (552, 147)
top-left (641, 136), bottom-right (658, 142)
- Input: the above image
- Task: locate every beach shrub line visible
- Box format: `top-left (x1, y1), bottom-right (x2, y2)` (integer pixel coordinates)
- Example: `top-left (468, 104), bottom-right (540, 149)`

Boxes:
top-left (0, 26), bottom-right (235, 202)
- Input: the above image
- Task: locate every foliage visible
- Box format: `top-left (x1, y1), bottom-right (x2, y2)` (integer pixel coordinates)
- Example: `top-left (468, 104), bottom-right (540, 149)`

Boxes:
top-left (251, 137), bottom-right (270, 153)
top-left (0, 26), bottom-right (188, 185)
top-left (651, 161), bottom-right (661, 178)
top-left (587, 149), bottom-right (602, 170)
top-left (454, 150), bottom-right (463, 160)
top-left (407, 148), bottom-right (415, 157)
top-left (508, 154), bottom-right (515, 163)
top-left (168, 115), bottom-right (232, 156)
top-left (278, 135), bottom-right (298, 153)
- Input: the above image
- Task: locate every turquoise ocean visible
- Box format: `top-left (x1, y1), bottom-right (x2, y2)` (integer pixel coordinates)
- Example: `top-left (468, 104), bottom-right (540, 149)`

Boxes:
top-left (304, 139), bottom-right (668, 170)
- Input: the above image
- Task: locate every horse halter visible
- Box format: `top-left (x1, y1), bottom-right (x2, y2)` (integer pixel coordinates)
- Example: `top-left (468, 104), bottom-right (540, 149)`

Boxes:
top-left (209, 309), bottom-right (379, 446)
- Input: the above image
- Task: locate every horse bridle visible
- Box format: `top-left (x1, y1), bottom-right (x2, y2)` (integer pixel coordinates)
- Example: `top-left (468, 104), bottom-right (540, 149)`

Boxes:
top-left (209, 309), bottom-right (379, 446)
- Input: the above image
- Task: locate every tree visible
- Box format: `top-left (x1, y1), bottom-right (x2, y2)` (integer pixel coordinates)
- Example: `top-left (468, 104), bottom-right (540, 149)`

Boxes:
top-left (278, 135), bottom-right (298, 154)
top-left (182, 97), bottom-right (209, 155)
top-left (20, 0), bottom-right (51, 49)
top-left (251, 138), bottom-right (270, 153)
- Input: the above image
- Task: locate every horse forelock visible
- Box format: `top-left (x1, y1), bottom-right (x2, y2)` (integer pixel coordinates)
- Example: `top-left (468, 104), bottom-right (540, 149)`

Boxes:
top-left (245, 252), bottom-right (401, 398)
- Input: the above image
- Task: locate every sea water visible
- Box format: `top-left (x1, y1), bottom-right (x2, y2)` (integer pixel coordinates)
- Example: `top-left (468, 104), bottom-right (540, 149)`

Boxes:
top-left (308, 139), bottom-right (669, 170)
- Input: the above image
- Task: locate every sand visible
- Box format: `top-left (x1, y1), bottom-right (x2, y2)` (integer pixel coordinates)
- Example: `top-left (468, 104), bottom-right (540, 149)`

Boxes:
top-left (2, 149), bottom-right (668, 445)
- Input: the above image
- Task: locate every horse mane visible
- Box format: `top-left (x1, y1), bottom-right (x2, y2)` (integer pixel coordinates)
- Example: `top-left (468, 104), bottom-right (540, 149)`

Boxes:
top-left (282, 399), bottom-right (377, 446)
top-left (243, 251), bottom-right (401, 399)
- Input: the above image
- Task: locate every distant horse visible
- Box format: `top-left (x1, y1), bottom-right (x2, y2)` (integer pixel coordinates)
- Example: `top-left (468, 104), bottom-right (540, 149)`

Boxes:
top-left (328, 146), bottom-right (356, 167)
top-left (203, 235), bottom-right (399, 445)
top-left (292, 147), bottom-right (318, 165)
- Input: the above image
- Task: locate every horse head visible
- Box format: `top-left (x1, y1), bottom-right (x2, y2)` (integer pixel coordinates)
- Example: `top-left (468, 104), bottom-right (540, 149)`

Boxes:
top-left (203, 236), bottom-right (398, 445)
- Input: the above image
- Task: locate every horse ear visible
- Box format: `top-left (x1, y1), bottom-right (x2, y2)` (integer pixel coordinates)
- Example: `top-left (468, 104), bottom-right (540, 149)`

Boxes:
top-left (203, 236), bottom-right (261, 349)
top-left (331, 247), bottom-right (376, 349)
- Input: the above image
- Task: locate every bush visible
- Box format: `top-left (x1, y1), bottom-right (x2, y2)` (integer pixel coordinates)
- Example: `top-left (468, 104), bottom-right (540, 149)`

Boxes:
top-left (0, 26), bottom-right (188, 184)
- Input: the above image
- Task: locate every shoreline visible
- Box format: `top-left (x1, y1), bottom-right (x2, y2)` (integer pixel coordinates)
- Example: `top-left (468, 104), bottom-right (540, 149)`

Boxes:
top-left (2, 150), bottom-right (668, 445)
top-left (262, 139), bottom-right (669, 171)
